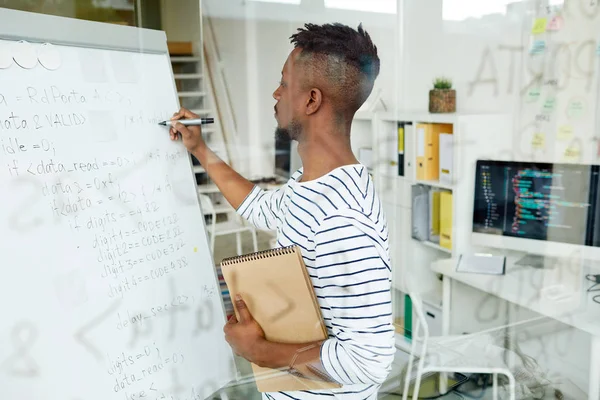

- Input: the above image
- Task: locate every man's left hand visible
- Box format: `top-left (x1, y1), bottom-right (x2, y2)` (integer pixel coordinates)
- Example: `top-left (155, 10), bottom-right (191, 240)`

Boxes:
top-left (223, 294), bottom-right (266, 364)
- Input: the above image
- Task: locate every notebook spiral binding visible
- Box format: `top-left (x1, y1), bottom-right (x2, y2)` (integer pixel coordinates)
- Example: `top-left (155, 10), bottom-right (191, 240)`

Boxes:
top-left (220, 246), bottom-right (297, 266)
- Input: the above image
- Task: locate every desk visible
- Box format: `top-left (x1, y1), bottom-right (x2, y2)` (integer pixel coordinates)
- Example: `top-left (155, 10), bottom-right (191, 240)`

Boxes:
top-left (432, 257), bottom-right (600, 399)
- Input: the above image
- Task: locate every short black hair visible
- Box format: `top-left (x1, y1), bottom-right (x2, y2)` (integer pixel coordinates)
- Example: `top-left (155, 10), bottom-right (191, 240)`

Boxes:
top-left (290, 23), bottom-right (380, 118)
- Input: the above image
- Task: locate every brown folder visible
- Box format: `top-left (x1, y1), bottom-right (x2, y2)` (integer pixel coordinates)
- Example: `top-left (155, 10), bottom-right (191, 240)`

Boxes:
top-left (416, 123), bottom-right (453, 181)
top-left (220, 246), bottom-right (341, 392)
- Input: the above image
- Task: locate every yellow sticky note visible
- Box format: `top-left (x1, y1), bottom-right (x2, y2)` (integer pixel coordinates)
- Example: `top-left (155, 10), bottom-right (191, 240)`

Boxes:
top-left (532, 133), bottom-right (545, 149)
top-left (532, 18), bottom-right (547, 34)
top-left (557, 126), bottom-right (573, 140)
top-left (193, 247), bottom-right (198, 253)
top-left (564, 146), bottom-right (581, 161)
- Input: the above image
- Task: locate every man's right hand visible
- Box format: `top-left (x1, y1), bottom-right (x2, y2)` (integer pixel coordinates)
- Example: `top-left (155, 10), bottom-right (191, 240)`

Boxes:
top-left (169, 107), bottom-right (255, 210)
top-left (169, 108), bottom-right (205, 153)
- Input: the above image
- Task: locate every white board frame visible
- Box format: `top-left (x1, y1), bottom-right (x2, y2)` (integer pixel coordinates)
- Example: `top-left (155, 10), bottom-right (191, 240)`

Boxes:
top-left (0, 8), bottom-right (166, 54)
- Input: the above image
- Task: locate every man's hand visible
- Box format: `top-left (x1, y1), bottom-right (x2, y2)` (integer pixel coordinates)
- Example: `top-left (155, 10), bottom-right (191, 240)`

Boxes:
top-left (223, 295), bottom-right (267, 364)
top-left (168, 108), bottom-right (255, 211)
top-left (169, 107), bottom-right (205, 153)
top-left (223, 296), bottom-right (336, 383)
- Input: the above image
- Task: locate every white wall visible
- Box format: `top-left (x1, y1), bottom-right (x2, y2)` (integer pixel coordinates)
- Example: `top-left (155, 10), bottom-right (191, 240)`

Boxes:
top-left (401, 0), bottom-right (600, 164)
top-left (204, 0), bottom-right (527, 116)
top-left (158, 0), bottom-right (600, 172)
top-left (206, 17), bottom-right (290, 178)
top-left (399, 0), bottom-right (524, 114)
top-left (204, 0), bottom-right (398, 29)
top-left (206, 14), bottom-right (398, 178)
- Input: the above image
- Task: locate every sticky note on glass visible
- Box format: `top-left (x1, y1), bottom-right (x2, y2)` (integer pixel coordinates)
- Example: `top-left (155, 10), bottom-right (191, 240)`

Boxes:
top-left (564, 146), bottom-right (581, 162)
top-left (532, 133), bottom-right (545, 149)
top-left (526, 87), bottom-right (541, 103)
top-left (557, 126), bottom-right (573, 140)
top-left (543, 97), bottom-right (556, 113)
top-left (532, 18), bottom-right (547, 34)
top-left (547, 15), bottom-right (563, 31)
top-left (567, 98), bottom-right (585, 119)
top-left (530, 40), bottom-right (546, 55)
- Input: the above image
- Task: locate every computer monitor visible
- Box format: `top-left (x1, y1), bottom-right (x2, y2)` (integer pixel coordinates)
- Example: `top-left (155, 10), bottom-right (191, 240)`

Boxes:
top-left (471, 160), bottom-right (600, 260)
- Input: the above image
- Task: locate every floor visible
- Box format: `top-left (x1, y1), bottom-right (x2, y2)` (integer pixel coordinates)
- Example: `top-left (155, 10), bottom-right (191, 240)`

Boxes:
top-left (212, 348), bottom-right (478, 399)
top-left (213, 349), bottom-right (414, 399)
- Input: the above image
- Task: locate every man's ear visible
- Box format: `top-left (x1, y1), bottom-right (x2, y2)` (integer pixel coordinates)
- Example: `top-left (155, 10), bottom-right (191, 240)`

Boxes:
top-left (305, 88), bottom-right (322, 115)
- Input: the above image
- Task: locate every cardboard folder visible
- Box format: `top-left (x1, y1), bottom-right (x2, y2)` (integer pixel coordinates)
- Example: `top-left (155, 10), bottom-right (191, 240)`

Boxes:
top-left (416, 123), bottom-right (453, 181)
top-left (220, 246), bottom-right (340, 392)
top-left (440, 191), bottom-right (453, 250)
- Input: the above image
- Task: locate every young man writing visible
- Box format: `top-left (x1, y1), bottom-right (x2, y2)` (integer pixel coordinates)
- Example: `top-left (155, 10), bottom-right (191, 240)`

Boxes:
top-left (170, 22), bottom-right (395, 399)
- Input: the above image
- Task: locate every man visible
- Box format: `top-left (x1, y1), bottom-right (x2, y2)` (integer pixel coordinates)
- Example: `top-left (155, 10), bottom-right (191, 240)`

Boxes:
top-left (170, 22), bottom-right (395, 399)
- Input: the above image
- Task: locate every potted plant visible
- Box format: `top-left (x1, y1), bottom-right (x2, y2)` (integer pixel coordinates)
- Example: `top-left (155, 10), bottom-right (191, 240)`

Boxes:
top-left (429, 77), bottom-right (456, 113)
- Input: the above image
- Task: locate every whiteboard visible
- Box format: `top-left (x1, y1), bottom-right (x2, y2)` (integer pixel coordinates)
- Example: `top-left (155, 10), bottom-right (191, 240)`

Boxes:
top-left (0, 9), bottom-right (235, 400)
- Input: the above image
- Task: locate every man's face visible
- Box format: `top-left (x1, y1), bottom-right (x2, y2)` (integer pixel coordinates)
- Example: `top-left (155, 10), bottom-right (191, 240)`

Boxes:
top-left (273, 48), bottom-right (305, 141)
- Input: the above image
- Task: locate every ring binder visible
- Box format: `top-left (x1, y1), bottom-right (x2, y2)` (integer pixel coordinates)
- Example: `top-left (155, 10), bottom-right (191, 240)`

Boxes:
top-left (221, 245), bottom-right (296, 265)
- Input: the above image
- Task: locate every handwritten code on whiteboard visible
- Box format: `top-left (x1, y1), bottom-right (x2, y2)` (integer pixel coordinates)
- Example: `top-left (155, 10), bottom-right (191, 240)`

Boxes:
top-left (0, 36), bottom-right (234, 400)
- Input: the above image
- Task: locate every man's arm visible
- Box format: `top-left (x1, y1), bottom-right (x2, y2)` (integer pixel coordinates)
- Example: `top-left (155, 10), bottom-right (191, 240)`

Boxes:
top-left (224, 295), bottom-right (336, 383)
top-left (169, 108), bottom-right (254, 210)
top-left (223, 212), bottom-right (396, 386)
top-left (313, 213), bottom-right (395, 385)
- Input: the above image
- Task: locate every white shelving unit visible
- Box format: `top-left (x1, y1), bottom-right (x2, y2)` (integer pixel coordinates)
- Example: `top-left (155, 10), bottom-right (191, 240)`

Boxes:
top-left (352, 110), bottom-right (513, 349)
top-left (421, 240), bottom-right (452, 255)
top-left (414, 179), bottom-right (453, 191)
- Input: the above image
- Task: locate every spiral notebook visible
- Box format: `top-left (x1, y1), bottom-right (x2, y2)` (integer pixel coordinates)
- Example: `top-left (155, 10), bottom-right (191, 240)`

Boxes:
top-left (220, 246), bottom-right (340, 393)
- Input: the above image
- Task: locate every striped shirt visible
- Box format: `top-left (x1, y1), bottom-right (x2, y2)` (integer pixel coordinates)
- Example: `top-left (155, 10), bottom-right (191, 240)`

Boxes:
top-left (237, 164), bottom-right (395, 400)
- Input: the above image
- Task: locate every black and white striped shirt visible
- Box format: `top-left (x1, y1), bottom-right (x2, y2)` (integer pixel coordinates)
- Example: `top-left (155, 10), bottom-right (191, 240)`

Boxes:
top-left (237, 164), bottom-right (395, 400)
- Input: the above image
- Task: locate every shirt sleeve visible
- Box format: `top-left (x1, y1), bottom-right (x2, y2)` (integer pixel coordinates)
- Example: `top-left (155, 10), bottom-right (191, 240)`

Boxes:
top-left (315, 214), bottom-right (395, 386)
top-left (236, 185), bottom-right (285, 231)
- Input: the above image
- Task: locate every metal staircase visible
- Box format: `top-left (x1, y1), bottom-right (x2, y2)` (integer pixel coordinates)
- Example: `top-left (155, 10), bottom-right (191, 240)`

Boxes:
top-left (166, 1), bottom-right (241, 193)
top-left (169, 52), bottom-right (231, 179)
